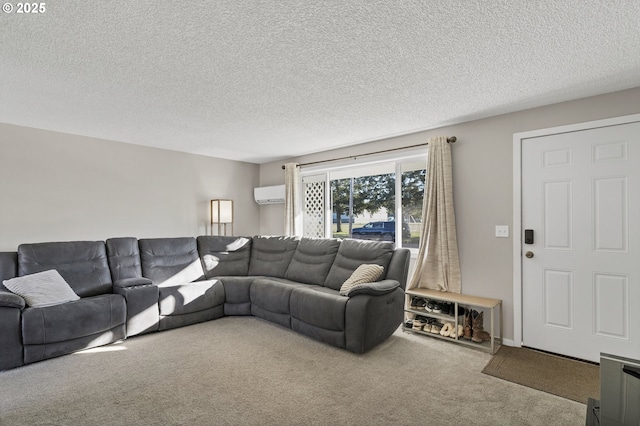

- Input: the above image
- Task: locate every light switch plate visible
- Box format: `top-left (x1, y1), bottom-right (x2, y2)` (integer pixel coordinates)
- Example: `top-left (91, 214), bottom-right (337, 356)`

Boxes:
top-left (495, 225), bottom-right (509, 238)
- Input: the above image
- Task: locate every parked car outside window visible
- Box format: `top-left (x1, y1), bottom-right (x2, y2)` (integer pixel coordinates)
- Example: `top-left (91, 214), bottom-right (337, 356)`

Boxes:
top-left (351, 221), bottom-right (411, 242)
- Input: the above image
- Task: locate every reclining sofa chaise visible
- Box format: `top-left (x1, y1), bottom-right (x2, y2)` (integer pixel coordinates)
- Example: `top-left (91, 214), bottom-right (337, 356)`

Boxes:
top-left (0, 235), bottom-right (410, 371)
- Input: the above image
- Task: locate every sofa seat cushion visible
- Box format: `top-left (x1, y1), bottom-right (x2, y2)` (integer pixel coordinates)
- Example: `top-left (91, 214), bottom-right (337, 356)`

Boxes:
top-left (290, 286), bottom-right (348, 332)
top-left (218, 276), bottom-right (255, 305)
top-left (157, 279), bottom-right (225, 316)
top-left (22, 294), bottom-right (126, 345)
top-left (284, 237), bottom-right (340, 285)
top-left (250, 278), bottom-right (304, 329)
top-left (250, 278), bottom-right (304, 314)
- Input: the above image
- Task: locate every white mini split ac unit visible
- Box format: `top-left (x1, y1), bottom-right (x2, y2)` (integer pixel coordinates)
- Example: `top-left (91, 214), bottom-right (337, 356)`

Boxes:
top-left (254, 185), bottom-right (285, 205)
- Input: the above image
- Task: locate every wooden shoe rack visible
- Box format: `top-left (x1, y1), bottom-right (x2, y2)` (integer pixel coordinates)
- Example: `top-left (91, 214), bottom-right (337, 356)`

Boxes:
top-left (403, 288), bottom-right (502, 354)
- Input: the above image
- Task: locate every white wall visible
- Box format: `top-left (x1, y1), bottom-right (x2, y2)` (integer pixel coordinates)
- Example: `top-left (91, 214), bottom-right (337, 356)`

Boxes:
top-left (258, 86), bottom-right (640, 343)
top-left (0, 123), bottom-right (260, 250)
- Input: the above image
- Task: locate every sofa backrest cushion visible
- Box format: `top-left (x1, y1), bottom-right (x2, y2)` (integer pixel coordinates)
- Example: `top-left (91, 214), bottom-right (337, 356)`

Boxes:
top-left (139, 237), bottom-right (204, 285)
top-left (0, 252), bottom-right (18, 288)
top-left (17, 241), bottom-right (112, 297)
top-left (197, 236), bottom-right (252, 278)
top-left (323, 239), bottom-right (394, 290)
top-left (284, 237), bottom-right (341, 285)
top-left (248, 236), bottom-right (299, 278)
top-left (106, 237), bottom-right (143, 282)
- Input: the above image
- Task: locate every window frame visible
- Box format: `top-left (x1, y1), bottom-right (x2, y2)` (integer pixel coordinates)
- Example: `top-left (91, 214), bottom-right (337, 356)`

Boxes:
top-left (299, 148), bottom-right (427, 252)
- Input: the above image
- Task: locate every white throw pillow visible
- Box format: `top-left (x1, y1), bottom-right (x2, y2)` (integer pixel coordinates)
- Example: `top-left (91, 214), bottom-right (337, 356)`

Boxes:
top-left (3, 269), bottom-right (80, 307)
top-left (339, 264), bottom-right (384, 296)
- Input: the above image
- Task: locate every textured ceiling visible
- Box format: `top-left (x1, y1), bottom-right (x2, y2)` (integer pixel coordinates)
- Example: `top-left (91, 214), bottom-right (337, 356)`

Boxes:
top-left (1, 1), bottom-right (639, 164)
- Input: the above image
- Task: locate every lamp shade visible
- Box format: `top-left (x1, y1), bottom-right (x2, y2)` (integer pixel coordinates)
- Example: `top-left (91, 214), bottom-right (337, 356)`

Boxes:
top-left (211, 199), bottom-right (233, 223)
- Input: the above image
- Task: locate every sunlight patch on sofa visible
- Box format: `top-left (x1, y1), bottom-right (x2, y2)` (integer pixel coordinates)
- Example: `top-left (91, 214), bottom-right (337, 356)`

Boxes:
top-left (159, 280), bottom-right (217, 314)
top-left (157, 259), bottom-right (205, 286)
top-left (226, 237), bottom-right (250, 251)
top-left (202, 254), bottom-right (220, 271)
top-left (129, 304), bottom-right (161, 328)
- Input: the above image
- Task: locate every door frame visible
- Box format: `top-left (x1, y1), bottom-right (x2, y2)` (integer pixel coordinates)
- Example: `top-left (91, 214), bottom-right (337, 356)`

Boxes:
top-left (512, 113), bottom-right (640, 347)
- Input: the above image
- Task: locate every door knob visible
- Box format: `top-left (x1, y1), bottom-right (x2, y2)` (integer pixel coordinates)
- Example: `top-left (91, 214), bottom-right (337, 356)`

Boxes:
top-left (525, 251), bottom-right (534, 258)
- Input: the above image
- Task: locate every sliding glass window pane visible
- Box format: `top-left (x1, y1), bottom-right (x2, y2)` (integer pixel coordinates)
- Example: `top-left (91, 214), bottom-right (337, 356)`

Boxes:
top-left (400, 161), bottom-right (426, 249)
top-left (330, 170), bottom-right (396, 242)
top-left (330, 178), bottom-right (351, 238)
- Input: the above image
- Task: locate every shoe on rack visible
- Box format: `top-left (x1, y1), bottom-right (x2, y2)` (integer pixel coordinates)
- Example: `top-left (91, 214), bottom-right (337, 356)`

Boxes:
top-left (450, 324), bottom-right (464, 339)
top-left (409, 297), bottom-right (417, 310)
top-left (440, 303), bottom-right (450, 315)
top-left (404, 318), bottom-right (414, 329)
top-left (424, 317), bottom-right (437, 333)
top-left (409, 297), bottom-right (418, 310)
top-left (410, 297), bottom-right (427, 310)
top-left (449, 323), bottom-right (458, 338)
top-left (430, 322), bottom-right (442, 334)
top-left (431, 301), bottom-right (443, 314)
top-left (463, 310), bottom-right (473, 340)
top-left (425, 300), bottom-right (435, 312)
top-left (412, 318), bottom-right (426, 331)
top-left (440, 322), bottom-right (454, 337)
top-left (471, 310), bottom-right (492, 343)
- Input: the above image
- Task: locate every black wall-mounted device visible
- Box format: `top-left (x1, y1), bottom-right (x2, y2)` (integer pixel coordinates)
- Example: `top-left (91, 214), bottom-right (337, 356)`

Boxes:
top-left (524, 229), bottom-right (534, 244)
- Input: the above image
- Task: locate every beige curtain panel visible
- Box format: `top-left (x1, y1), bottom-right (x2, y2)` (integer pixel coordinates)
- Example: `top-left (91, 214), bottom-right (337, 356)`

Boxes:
top-left (408, 136), bottom-right (461, 293)
top-left (284, 162), bottom-right (300, 236)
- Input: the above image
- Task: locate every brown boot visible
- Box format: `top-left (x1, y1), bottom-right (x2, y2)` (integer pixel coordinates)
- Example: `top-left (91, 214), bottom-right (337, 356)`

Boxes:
top-left (463, 310), bottom-right (473, 340)
top-left (471, 310), bottom-right (491, 343)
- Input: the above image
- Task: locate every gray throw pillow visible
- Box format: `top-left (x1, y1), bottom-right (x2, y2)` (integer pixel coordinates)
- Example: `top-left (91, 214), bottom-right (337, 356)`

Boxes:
top-left (3, 269), bottom-right (80, 307)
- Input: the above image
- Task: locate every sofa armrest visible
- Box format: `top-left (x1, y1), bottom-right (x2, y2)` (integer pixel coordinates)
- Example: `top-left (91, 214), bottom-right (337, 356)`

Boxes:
top-left (113, 277), bottom-right (153, 288)
top-left (345, 286), bottom-right (404, 353)
top-left (113, 280), bottom-right (159, 337)
top-left (343, 279), bottom-right (400, 297)
top-left (0, 289), bottom-right (25, 309)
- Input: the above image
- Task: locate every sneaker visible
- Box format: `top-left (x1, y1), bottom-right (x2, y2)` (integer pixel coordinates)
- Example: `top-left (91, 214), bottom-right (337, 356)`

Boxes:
top-left (440, 303), bottom-right (451, 315)
top-left (423, 317), bottom-right (436, 332)
top-left (430, 322), bottom-right (442, 334)
top-left (412, 318), bottom-right (426, 331)
top-left (431, 301), bottom-right (443, 314)
top-left (409, 297), bottom-right (419, 310)
top-left (410, 297), bottom-right (427, 310)
top-left (425, 300), bottom-right (435, 312)
top-left (404, 318), bottom-right (413, 329)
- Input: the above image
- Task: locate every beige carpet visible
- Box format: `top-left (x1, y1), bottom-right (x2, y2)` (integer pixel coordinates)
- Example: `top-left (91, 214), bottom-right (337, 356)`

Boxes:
top-left (482, 345), bottom-right (599, 404)
top-left (0, 317), bottom-right (587, 426)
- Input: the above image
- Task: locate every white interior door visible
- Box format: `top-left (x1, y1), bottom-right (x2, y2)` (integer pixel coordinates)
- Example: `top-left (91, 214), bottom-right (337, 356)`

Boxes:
top-left (522, 121), bottom-right (640, 362)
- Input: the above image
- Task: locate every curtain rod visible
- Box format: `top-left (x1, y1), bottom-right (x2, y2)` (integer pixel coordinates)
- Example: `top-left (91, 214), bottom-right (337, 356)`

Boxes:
top-left (281, 136), bottom-right (456, 169)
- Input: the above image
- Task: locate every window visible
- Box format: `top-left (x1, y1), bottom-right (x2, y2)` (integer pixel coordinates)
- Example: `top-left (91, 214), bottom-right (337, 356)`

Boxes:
top-left (301, 152), bottom-right (426, 250)
top-left (400, 161), bottom-right (426, 249)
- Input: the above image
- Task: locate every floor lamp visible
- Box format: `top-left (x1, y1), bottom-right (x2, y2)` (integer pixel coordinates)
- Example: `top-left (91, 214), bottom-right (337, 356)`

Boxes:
top-left (210, 199), bottom-right (233, 236)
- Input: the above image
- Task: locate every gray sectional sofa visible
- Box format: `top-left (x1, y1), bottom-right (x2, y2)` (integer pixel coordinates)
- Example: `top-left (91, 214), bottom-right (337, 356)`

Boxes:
top-left (0, 235), bottom-right (410, 371)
